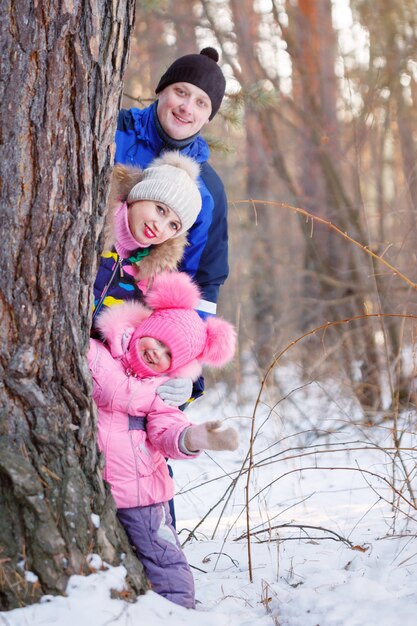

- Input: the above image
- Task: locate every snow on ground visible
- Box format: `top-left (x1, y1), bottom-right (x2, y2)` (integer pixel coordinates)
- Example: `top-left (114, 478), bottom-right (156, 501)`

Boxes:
top-left (3, 366), bottom-right (417, 625)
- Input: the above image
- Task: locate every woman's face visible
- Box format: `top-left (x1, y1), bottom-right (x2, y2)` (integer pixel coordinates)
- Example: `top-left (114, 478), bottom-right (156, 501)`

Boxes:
top-left (156, 82), bottom-right (212, 140)
top-left (128, 199), bottom-right (181, 247)
top-left (137, 337), bottom-right (172, 373)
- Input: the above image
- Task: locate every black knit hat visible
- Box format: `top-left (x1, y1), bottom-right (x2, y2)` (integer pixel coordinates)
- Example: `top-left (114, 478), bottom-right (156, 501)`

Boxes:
top-left (155, 47), bottom-right (226, 121)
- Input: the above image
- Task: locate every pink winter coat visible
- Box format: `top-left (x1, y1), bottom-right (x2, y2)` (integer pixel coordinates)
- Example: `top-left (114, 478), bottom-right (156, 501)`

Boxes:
top-left (88, 338), bottom-right (199, 509)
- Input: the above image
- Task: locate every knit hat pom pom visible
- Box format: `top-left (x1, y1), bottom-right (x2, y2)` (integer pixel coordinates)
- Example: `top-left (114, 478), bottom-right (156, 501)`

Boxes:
top-left (200, 317), bottom-right (236, 367)
top-left (200, 47), bottom-right (219, 63)
top-left (145, 271), bottom-right (201, 311)
top-left (150, 151), bottom-right (200, 183)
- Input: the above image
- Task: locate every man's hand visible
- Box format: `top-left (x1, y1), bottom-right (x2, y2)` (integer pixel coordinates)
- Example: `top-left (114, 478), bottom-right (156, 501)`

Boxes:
top-left (157, 378), bottom-right (193, 407)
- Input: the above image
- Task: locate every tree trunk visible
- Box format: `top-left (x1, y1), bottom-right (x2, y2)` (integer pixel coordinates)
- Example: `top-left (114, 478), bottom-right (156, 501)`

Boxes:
top-left (0, 0), bottom-right (148, 610)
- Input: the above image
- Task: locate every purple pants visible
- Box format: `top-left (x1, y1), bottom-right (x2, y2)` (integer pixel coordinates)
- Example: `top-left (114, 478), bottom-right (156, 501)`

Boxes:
top-left (117, 502), bottom-right (195, 609)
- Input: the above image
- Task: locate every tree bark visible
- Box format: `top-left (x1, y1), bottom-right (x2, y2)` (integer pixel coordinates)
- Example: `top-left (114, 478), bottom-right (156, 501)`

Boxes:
top-left (0, 0), bottom-right (148, 609)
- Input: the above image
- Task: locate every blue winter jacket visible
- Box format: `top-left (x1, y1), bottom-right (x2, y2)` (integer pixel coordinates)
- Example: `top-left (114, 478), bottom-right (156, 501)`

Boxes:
top-left (115, 102), bottom-right (229, 318)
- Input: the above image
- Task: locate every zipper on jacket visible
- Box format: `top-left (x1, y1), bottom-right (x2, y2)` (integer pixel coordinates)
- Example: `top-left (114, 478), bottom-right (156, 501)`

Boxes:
top-left (92, 257), bottom-right (122, 324)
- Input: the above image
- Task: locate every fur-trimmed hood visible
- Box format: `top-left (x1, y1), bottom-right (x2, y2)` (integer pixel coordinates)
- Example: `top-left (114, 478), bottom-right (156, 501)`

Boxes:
top-left (103, 163), bottom-right (187, 280)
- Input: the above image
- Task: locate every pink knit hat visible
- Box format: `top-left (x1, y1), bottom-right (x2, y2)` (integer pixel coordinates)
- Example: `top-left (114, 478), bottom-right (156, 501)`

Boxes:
top-left (124, 272), bottom-right (236, 378)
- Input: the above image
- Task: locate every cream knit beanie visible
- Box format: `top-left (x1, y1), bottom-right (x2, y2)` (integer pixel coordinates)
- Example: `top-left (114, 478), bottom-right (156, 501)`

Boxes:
top-left (127, 151), bottom-right (201, 237)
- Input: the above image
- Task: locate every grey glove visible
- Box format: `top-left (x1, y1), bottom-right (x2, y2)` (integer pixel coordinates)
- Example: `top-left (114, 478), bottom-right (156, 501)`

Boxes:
top-left (156, 378), bottom-right (193, 407)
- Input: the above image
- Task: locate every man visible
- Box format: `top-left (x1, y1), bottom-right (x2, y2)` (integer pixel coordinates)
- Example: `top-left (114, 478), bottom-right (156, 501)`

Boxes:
top-left (115, 47), bottom-right (228, 318)
top-left (115, 47), bottom-right (229, 404)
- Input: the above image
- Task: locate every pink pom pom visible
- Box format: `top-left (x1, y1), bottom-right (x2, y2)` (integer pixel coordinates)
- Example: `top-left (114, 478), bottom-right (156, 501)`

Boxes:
top-left (200, 317), bottom-right (236, 367)
top-left (145, 271), bottom-right (201, 311)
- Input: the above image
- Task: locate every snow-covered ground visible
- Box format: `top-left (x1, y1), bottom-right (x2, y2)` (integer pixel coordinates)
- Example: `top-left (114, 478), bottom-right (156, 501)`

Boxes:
top-left (3, 366), bottom-right (417, 625)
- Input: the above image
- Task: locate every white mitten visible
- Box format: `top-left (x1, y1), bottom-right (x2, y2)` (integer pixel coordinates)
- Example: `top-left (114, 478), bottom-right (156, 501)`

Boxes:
top-left (184, 420), bottom-right (239, 452)
top-left (157, 378), bottom-right (193, 407)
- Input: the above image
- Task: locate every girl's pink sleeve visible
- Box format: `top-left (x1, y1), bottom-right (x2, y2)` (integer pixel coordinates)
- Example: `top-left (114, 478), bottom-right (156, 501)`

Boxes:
top-left (145, 395), bottom-right (200, 460)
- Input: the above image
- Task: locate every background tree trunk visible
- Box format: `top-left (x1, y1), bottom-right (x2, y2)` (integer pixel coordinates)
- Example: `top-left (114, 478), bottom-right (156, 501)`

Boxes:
top-left (0, 0), bottom-right (148, 610)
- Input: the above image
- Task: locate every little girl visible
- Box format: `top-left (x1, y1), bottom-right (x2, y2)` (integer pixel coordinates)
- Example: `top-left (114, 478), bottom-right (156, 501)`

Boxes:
top-left (88, 271), bottom-right (238, 609)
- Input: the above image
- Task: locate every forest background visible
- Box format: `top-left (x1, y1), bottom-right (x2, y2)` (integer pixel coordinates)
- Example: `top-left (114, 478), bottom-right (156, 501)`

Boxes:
top-left (125, 0), bottom-right (417, 418)
top-left (2, 0), bottom-right (417, 613)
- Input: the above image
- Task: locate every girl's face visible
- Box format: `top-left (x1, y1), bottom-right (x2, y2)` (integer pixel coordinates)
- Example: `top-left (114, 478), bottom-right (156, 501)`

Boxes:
top-left (137, 337), bottom-right (172, 373)
top-left (156, 82), bottom-right (212, 140)
top-left (128, 200), bottom-right (181, 247)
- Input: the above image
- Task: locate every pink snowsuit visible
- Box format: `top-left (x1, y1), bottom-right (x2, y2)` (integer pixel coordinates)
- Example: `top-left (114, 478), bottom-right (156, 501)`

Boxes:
top-left (87, 337), bottom-right (199, 608)
top-left (88, 337), bottom-right (198, 508)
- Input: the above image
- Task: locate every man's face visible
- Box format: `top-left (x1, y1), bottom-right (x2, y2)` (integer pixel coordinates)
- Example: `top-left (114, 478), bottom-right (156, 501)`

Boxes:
top-left (156, 82), bottom-right (212, 140)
